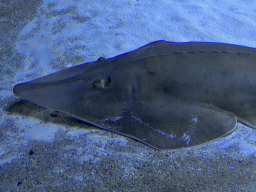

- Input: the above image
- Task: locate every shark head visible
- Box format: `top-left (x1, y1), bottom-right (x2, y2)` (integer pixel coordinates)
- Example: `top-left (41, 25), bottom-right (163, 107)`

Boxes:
top-left (13, 57), bottom-right (131, 124)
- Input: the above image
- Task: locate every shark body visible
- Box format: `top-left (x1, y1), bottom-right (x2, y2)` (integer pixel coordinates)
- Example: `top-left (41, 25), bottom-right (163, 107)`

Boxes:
top-left (13, 41), bottom-right (256, 149)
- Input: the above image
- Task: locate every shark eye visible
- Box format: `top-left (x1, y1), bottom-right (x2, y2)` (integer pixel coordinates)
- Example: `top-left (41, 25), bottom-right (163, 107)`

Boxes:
top-left (92, 76), bottom-right (111, 89)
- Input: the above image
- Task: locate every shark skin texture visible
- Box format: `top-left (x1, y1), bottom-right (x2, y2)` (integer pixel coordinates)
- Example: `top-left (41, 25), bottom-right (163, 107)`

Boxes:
top-left (13, 41), bottom-right (256, 149)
